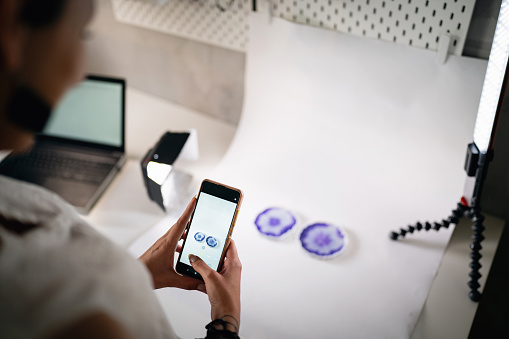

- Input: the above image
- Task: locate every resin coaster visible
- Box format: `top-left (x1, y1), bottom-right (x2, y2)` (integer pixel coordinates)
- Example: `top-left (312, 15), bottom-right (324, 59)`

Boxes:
top-left (254, 207), bottom-right (297, 238)
top-left (299, 223), bottom-right (347, 258)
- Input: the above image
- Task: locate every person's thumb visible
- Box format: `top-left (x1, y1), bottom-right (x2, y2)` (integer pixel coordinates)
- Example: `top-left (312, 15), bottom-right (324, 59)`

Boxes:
top-left (189, 254), bottom-right (214, 280)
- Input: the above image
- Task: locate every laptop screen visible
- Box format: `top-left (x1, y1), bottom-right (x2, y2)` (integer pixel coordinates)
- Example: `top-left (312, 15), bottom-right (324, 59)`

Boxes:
top-left (42, 76), bottom-right (124, 149)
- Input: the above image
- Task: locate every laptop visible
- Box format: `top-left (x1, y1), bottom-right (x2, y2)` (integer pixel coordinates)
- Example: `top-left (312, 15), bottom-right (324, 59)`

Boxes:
top-left (0, 75), bottom-right (126, 214)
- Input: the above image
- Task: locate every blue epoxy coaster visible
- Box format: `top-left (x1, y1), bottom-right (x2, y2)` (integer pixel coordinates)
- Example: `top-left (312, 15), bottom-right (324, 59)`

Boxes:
top-left (255, 207), bottom-right (297, 238)
top-left (194, 232), bottom-right (206, 242)
top-left (300, 223), bottom-right (347, 258)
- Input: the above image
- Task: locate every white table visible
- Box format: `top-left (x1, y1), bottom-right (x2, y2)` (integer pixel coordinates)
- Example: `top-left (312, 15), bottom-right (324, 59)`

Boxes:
top-left (83, 14), bottom-right (506, 339)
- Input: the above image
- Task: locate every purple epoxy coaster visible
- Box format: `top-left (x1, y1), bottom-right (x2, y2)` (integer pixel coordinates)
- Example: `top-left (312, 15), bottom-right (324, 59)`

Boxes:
top-left (300, 223), bottom-right (347, 258)
top-left (255, 207), bottom-right (297, 237)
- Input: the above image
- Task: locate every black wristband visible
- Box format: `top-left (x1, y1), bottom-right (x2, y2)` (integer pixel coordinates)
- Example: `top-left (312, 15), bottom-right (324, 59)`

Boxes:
top-left (7, 85), bottom-right (52, 133)
top-left (204, 319), bottom-right (240, 339)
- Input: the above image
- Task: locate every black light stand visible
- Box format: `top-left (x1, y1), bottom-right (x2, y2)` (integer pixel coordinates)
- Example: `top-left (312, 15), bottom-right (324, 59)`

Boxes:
top-left (389, 143), bottom-right (493, 302)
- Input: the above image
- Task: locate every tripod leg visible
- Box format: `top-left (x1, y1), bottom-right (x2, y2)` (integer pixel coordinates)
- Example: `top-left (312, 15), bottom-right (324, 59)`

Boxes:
top-left (389, 202), bottom-right (468, 240)
top-left (468, 210), bottom-right (485, 302)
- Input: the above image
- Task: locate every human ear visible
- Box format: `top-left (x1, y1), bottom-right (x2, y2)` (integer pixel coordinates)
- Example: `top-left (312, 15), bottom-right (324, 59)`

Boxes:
top-left (0, 0), bottom-right (24, 71)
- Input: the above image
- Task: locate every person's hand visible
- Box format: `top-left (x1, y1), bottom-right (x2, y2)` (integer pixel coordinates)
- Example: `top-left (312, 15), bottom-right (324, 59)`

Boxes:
top-left (189, 240), bottom-right (242, 333)
top-left (139, 197), bottom-right (202, 290)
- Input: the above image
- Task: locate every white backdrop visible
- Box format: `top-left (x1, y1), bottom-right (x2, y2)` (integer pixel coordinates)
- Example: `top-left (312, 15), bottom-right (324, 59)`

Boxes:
top-left (131, 13), bottom-right (488, 339)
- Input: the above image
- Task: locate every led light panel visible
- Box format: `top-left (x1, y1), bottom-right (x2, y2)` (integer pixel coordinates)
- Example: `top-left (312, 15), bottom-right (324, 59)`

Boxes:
top-left (473, 0), bottom-right (509, 153)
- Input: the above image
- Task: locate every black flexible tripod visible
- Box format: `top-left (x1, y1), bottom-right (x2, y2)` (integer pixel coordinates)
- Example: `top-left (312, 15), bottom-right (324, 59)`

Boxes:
top-left (389, 201), bottom-right (485, 302)
top-left (389, 144), bottom-right (492, 302)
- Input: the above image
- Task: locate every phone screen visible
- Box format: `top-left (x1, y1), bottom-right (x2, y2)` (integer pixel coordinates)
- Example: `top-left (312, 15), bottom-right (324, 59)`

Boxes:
top-left (177, 181), bottom-right (241, 279)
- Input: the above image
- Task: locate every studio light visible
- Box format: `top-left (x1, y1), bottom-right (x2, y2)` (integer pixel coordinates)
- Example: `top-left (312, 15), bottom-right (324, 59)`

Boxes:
top-left (141, 130), bottom-right (198, 211)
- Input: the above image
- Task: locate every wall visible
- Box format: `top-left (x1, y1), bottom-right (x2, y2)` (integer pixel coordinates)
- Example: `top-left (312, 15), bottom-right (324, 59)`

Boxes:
top-left (463, 0), bottom-right (501, 59)
top-left (86, 0), bottom-right (508, 222)
top-left (85, 0), bottom-right (245, 125)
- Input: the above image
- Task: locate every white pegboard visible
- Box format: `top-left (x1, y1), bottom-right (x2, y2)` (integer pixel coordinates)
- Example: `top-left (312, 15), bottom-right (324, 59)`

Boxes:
top-left (111, 0), bottom-right (250, 52)
top-left (257, 0), bottom-right (476, 55)
top-left (112, 0), bottom-right (476, 56)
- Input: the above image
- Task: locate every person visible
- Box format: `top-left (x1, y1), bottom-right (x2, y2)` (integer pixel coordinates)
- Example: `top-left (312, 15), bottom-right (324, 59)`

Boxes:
top-left (0, 0), bottom-right (242, 338)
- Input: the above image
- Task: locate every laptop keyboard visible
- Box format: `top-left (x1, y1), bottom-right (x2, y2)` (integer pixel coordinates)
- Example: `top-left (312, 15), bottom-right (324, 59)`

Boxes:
top-left (0, 147), bottom-right (117, 185)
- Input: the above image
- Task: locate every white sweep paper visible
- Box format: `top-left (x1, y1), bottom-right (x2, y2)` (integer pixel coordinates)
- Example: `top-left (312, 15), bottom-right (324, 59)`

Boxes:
top-left (131, 13), bottom-right (488, 339)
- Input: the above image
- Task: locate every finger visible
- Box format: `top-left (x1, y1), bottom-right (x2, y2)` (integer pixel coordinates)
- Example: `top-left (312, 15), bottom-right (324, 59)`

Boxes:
top-left (168, 197), bottom-right (196, 246)
top-left (176, 197), bottom-right (197, 228)
top-left (189, 254), bottom-right (216, 282)
top-left (176, 244), bottom-right (182, 253)
top-left (173, 274), bottom-right (204, 291)
top-left (225, 239), bottom-right (241, 264)
top-left (180, 229), bottom-right (188, 241)
top-left (221, 240), bottom-right (242, 274)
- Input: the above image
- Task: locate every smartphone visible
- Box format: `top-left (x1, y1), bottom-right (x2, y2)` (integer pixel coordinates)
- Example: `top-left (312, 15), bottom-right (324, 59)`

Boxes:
top-left (176, 179), bottom-right (243, 280)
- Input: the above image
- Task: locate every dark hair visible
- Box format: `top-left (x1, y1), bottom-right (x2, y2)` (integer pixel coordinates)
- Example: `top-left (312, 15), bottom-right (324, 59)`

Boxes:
top-left (19, 0), bottom-right (68, 28)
